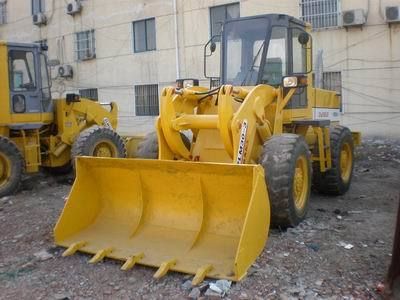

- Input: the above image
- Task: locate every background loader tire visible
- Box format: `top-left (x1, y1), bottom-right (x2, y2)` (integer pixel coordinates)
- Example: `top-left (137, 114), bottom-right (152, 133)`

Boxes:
top-left (136, 131), bottom-right (191, 159)
top-left (313, 125), bottom-right (354, 195)
top-left (259, 134), bottom-right (312, 228)
top-left (0, 137), bottom-right (24, 197)
top-left (71, 126), bottom-right (126, 165)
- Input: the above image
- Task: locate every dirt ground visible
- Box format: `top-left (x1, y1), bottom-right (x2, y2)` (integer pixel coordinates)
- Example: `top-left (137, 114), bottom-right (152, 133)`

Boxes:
top-left (1, 137), bottom-right (399, 300)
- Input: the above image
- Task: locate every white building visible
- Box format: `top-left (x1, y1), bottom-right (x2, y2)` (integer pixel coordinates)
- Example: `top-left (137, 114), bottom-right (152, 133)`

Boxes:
top-left (0, 0), bottom-right (399, 136)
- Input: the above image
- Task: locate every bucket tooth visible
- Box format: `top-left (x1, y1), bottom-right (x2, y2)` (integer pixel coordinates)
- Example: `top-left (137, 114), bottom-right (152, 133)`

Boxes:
top-left (192, 264), bottom-right (213, 285)
top-left (62, 241), bottom-right (87, 257)
top-left (88, 248), bottom-right (113, 264)
top-left (121, 253), bottom-right (145, 271)
top-left (153, 259), bottom-right (177, 279)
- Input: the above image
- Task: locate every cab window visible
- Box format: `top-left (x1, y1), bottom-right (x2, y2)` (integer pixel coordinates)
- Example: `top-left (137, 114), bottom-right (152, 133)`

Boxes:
top-left (9, 50), bottom-right (37, 91)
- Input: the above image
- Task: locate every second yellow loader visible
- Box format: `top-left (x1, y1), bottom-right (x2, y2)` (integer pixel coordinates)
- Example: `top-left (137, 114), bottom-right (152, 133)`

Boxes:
top-left (54, 14), bottom-right (360, 284)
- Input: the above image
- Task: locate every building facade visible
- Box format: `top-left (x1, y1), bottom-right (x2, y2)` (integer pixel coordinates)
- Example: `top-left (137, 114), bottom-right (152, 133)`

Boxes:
top-left (0, 0), bottom-right (399, 136)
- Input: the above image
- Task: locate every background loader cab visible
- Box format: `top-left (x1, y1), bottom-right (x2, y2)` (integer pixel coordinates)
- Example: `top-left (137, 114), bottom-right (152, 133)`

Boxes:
top-left (8, 43), bottom-right (52, 119)
top-left (2, 42), bottom-right (53, 126)
top-left (0, 41), bottom-right (126, 197)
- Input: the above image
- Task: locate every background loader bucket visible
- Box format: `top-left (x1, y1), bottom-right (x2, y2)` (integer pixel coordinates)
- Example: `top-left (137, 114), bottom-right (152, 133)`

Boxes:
top-left (54, 157), bottom-right (270, 283)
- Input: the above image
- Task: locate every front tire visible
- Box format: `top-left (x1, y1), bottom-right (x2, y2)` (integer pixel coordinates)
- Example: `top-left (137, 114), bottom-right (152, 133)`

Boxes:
top-left (313, 125), bottom-right (354, 195)
top-left (0, 137), bottom-right (24, 197)
top-left (136, 131), bottom-right (191, 159)
top-left (71, 126), bottom-right (126, 163)
top-left (259, 134), bottom-right (312, 227)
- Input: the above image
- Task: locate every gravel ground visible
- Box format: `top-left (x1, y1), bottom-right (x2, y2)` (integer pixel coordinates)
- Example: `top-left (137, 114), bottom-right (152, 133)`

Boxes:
top-left (0, 138), bottom-right (399, 300)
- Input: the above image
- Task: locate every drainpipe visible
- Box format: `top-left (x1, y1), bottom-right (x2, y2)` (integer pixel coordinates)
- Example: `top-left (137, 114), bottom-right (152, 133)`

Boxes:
top-left (173, 0), bottom-right (180, 79)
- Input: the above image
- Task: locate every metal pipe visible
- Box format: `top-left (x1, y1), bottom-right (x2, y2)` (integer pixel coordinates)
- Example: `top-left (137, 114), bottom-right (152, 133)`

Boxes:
top-left (173, 0), bottom-right (180, 79)
top-left (53, 142), bottom-right (69, 157)
top-left (172, 115), bottom-right (219, 130)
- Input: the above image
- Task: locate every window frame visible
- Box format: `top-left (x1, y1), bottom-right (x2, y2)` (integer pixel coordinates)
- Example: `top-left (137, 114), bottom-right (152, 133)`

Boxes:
top-left (31, 0), bottom-right (45, 15)
top-left (9, 50), bottom-right (37, 92)
top-left (75, 29), bottom-right (96, 61)
top-left (299, 0), bottom-right (341, 30)
top-left (322, 71), bottom-right (343, 111)
top-left (134, 84), bottom-right (159, 116)
top-left (0, 1), bottom-right (7, 25)
top-left (132, 18), bottom-right (156, 53)
top-left (79, 88), bottom-right (99, 101)
top-left (209, 2), bottom-right (240, 38)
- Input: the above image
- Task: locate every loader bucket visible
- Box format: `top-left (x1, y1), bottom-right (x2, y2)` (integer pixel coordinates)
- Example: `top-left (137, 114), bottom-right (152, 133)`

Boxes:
top-left (54, 157), bottom-right (270, 283)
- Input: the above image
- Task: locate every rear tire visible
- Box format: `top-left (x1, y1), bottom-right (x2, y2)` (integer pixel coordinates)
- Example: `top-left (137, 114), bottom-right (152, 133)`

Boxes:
top-left (71, 126), bottom-right (126, 164)
top-left (136, 131), bottom-right (191, 159)
top-left (259, 134), bottom-right (312, 227)
top-left (0, 137), bottom-right (24, 197)
top-left (313, 125), bottom-right (354, 195)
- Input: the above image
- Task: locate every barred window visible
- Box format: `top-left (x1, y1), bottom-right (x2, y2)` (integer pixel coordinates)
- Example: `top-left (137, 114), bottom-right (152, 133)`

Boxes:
top-left (0, 1), bottom-right (6, 25)
top-left (32, 0), bottom-right (45, 15)
top-left (133, 18), bottom-right (156, 53)
top-left (300, 0), bottom-right (341, 29)
top-left (210, 3), bottom-right (240, 38)
top-left (134, 84), bottom-right (159, 116)
top-left (75, 30), bottom-right (96, 61)
top-left (79, 88), bottom-right (98, 101)
top-left (323, 71), bottom-right (342, 110)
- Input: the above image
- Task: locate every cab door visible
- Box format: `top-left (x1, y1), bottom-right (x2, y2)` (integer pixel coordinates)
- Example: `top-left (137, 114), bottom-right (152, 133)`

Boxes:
top-left (8, 46), bottom-right (42, 115)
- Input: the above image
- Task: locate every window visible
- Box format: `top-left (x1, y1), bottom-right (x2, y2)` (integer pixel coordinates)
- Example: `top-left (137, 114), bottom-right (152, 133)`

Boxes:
top-left (40, 53), bottom-right (52, 111)
top-left (300, 0), bottom-right (341, 29)
top-left (9, 50), bottom-right (37, 91)
top-left (262, 27), bottom-right (288, 86)
top-left (210, 3), bottom-right (240, 38)
top-left (32, 0), bottom-right (45, 15)
top-left (223, 17), bottom-right (271, 86)
top-left (134, 84), bottom-right (159, 116)
top-left (75, 30), bottom-right (96, 61)
top-left (0, 1), bottom-right (7, 25)
top-left (323, 71), bottom-right (342, 110)
top-left (133, 18), bottom-right (156, 53)
top-left (79, 88), bottom-right (98, 101)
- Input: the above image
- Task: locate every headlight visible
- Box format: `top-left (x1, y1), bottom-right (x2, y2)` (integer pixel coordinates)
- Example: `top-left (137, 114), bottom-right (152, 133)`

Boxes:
top-left (283, 76), bottom-right (298, 88)
top-left (12, 95), bottom-right (26, 113)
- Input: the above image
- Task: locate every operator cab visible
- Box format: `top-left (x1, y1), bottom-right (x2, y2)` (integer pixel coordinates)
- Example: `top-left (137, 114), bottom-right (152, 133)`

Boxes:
top-left (8, 42), bottom-right (52, 115)
top-left (221, 14), bottom-right (310, 86)
top-left (204, 14), bottom-right (311, 109)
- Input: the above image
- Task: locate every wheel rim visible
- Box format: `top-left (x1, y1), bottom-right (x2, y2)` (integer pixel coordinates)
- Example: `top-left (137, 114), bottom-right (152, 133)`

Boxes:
top-left (0, 153), bottom-right (11, 188)
top-left (293, 155), bottom-right (309, 211)
top-left (92, 140), bottom-right (118, 158)
top-left (340, 142), bottom-right (353, 183)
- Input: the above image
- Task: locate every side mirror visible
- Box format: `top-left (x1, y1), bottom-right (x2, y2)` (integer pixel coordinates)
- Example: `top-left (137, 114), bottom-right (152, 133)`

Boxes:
top-left (203, 35), bottom-right (221, 79)
top-left (210, 42), bottom-right (216, 53)
top-left (298, 32), bottom-right (310, 45)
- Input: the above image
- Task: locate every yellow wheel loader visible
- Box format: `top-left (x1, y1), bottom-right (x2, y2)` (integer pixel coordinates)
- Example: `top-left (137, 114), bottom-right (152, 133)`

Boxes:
top-left (0, 41), bottom-right (126, 197)
top-left (55, 14), bottom-right (361, 284)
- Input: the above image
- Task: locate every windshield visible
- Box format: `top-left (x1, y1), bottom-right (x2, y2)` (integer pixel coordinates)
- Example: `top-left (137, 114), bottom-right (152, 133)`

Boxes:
top-left (223, 18), bottom-right (269, 86)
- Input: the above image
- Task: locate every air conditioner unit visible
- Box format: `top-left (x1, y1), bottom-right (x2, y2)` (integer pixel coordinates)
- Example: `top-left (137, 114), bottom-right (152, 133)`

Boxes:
top-left (385, 6), bottom-right (400, 23)
top-left (342, 9), bottom-right (366, 27)
top-left (33, 13), bottom-right (47, 26)
top-left (66, 0), bottom-right (82, 15)
top-left (58, 65), bottom-right (73, 78)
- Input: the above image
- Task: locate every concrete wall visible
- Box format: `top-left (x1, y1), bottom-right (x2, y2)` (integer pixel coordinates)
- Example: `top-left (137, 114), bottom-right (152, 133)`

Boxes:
top-left (0, 0), bottom-right (399, 136)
